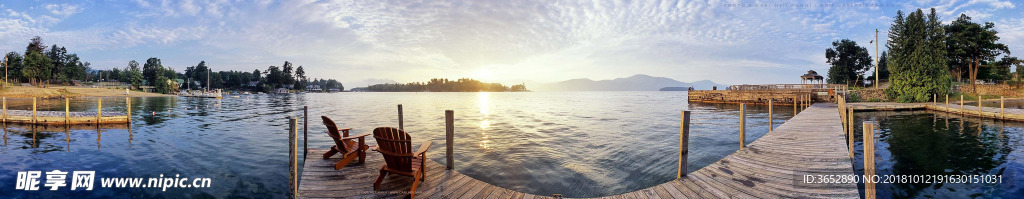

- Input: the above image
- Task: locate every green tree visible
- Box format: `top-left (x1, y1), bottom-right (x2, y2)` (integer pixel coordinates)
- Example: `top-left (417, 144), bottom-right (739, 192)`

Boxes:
top-left (22, 51), bottom-right (51, 85)
top-left (5, 52), bottom-right (25, 83)
top-left (125, 60), bottom-right (143, 89)
top-left (946, 13), bottom-right (1010, 90)
top-left (872, 51), bottom-right (890, 83)
top-left (885, 8), bottom-right (950, 102)
top-left (294, 66), bottom-right (306, 90)
top-left (143, 57), bottom-right (162, 86)
top-left (825, 39), bottom-right (873, 86)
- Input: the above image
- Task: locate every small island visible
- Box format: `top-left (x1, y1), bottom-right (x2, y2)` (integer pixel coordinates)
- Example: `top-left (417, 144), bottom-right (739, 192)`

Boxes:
top-left (353, 78), bottom-right (527, 92)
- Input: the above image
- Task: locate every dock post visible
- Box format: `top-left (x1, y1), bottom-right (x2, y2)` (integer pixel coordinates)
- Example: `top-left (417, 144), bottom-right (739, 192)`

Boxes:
top-left (978, 96), bottom-right (982, 116)
top-left (792, 97), bottom-right (797, 114)
top-left (97, 98), bottom-right (102, 124)
top-left (1001, 96), bottom-right (1004, 118)
top-left (1, 97), bottom-right (5, 123)
top-left (933, 94), bottom-right (936, 106)
top-left (678, 111), bottom-right (690, 178)
top-left (288, 118), bottom-right (298, 199)
top-left (739, 103), bottom-right (746, 149)
top-left (398, 104), bottom-right (404, 131)
top-left (960, 95), bottom-right (964, 112)
top-left (848, 107), bottom-right (854, 158)
top-left (445, 110), bottom-right (454, 170)
top-left (32, 97), bottom-right (37, 123)
top-left (768, 99), bottom-right (773, 131)
top-left (65, 98), bottom-right (70, 125)
top-left (863, 122), bottom-right (876, 199)
top-left (304, 106), bottom-right (308, 157)
top-left (945, 94), bottom-right (949, 109)
top-left (127, 97), bottom-right (131, 123)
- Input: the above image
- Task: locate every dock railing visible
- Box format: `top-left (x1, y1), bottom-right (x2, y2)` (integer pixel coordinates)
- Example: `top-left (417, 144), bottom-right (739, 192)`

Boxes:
top-left (728, 84), bottom-right (848, 91)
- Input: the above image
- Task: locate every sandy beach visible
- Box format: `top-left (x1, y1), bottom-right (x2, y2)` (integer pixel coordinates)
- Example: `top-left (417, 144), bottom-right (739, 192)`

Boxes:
top-left (0, 85), bottom-right (172, 98)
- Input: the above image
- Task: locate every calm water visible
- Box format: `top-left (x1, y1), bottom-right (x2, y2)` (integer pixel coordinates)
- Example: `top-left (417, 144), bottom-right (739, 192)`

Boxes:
top-left (1, 92), bottom-right (794, 198)
top-left (852, 111), bottom-right (1024, 198)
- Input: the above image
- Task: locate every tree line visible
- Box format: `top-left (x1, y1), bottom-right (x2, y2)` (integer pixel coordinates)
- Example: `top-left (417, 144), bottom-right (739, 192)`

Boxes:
top-left (825, 9), bottom-right (1023, 102)
top-left (4, 36), bottom-right (344, 93)
top-left (361, 78), bottom-right (527, 92)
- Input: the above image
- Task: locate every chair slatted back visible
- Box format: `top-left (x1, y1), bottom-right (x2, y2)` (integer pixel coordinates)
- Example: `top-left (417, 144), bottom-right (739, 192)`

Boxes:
top-left (322, 116), bottom-right (352, 153)
top-left (373, 127), bottom-right (414, 172)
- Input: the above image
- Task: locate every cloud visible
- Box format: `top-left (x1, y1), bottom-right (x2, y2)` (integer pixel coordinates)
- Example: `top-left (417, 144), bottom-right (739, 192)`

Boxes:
top-left (44, 3), bottom-right (82, 17)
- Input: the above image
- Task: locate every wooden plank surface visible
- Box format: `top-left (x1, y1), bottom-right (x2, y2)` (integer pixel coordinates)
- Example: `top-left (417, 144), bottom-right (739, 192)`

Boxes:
top-left (298, 103), bottom-right (859, 198)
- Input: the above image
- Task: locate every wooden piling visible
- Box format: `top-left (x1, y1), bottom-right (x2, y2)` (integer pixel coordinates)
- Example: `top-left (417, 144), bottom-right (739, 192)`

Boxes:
top-left (289, 118), bottom-right (298, 199)
top-left (1, 97), bottom-right (5, 123)
top-left (768, 99), bottom-right (773, 131)
top-left (304, 106), bottom-right (309, 156)
top-left (863, 122), bottom-right (876, 199)
top-left (678, 110), bottom-right (691, 178)
top-left (793, 97), bottom-right (797, 114)
top-left (65, 98), bottom-right (69, 125)
top-left (445, 110), bottom-right (454, 170)
top-left (933, 94), bottom-right (936, 106)
top-left (848, 107), bottom-right (854, 158)
top-left (739, 103), bottom-right (746, 149)
top-left (97, 98), bottom-right (102, 124)
top-left (978, 96), bottom-right (982, 115)
top-left (1001, 96), bottom-right (1004, 118)
top-left (32, 97), bottom-right (37, 123)
top-left (127, 97), bottom-right (131, 123)
top-left (945, 94), bottom-right (949, 108)
top-left (960, 95), bottom-right (964, 111)
top-left (398, 104), bottom-right (404, 131)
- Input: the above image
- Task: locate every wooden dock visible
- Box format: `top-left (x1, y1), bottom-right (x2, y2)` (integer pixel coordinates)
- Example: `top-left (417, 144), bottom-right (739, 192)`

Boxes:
top-left (1, 97), bottom-right (131, 125)
top-left (849, 101), bottom-right (1024, 121)
top-left (298, 103), bottom-right (858, 198)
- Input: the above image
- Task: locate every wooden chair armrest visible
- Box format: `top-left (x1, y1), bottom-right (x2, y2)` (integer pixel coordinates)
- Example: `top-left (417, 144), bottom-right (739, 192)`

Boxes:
top-left (341, 133), bottom-right (371, 140)
top-left (415, 141), bottom-right (432, 156)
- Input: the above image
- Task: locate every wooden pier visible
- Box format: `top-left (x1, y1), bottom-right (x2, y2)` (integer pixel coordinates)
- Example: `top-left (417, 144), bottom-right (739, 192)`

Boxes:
top-left (1, 97), bottom-right (131, 125)
top-left (848, 100), bottom-right (1024, 121)
top-left (297, 103), bottom-right (858, 198)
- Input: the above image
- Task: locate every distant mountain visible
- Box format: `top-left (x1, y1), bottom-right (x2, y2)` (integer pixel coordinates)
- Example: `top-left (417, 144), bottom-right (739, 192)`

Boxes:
top-left (531, 74), bottom-right (725, 91)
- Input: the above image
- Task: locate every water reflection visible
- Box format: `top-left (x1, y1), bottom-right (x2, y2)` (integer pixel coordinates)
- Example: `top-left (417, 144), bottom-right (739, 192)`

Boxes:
top-left (478, 92), bottom-right (491, 150)
top-left (853, 110), bottom-right (1022, 198)
top-left (0, 124), bottom-right (132, 151)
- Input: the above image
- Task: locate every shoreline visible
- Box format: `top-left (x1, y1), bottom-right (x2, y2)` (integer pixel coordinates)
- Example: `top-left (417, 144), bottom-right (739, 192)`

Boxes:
top-left (0, 85), bottom-right (173, 99)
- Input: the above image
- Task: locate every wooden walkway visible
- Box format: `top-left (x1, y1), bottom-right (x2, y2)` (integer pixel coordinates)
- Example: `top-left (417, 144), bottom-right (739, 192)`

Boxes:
top-left (298, 103), bottom-right (858, 198)
top-left (849, 101), bottom-right (1024, 121)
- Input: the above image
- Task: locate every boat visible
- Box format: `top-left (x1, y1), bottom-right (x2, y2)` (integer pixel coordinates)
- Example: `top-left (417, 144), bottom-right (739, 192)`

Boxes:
top-left (179, 89), bottom-right (224, 99)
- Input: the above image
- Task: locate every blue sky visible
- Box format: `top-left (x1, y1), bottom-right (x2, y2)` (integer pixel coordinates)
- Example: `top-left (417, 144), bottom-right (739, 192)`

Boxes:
top-left (0, 0), bottom-right (1021, 87)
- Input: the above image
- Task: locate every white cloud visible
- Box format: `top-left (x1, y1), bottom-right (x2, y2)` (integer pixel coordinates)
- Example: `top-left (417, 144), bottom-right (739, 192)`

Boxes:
top-left (44, 3), bottom-right (82, 17)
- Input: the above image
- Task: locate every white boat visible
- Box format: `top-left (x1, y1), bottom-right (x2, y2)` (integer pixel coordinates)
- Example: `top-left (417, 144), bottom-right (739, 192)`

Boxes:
top-left (180, 89), bottom-right (224, 99)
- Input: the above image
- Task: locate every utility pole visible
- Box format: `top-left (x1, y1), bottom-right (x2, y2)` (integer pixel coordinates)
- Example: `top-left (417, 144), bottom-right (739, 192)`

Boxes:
top-left (875, 29), bottom-right (879, 89)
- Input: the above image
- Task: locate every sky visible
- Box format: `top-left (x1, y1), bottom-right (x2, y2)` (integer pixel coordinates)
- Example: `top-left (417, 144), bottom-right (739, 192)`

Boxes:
top-left (0, 0), bottom-right (1021, 87)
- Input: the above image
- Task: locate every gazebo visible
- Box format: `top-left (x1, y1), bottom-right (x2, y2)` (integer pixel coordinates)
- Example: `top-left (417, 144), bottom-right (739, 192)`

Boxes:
top-left (800, 70), bottom-right (824, 84)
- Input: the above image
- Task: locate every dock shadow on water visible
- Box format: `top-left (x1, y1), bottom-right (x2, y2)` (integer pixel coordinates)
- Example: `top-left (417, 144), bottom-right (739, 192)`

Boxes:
top-left (852, 110), bottom-right (1024, 198)
top-left (4, 92), bottom-right (796, 198)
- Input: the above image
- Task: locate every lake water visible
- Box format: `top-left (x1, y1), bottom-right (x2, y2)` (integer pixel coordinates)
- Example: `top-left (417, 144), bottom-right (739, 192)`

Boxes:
top-left (0, 92), bottom-right (794, 198)
top-left (851, 110), bottom-right (1024, 198)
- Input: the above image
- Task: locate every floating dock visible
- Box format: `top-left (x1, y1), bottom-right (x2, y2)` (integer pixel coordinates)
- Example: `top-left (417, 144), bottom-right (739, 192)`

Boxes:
top-left (1, 97), bottom-right (131, 125)
top-left (296, 103), bottom-right (858, 198)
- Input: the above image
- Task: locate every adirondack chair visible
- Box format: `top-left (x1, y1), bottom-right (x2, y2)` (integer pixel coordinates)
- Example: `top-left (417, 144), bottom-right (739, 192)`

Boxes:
top-left (371, 127), bottom-right (432, 198)
top-left (321, 116), bottom-right (372, 170)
